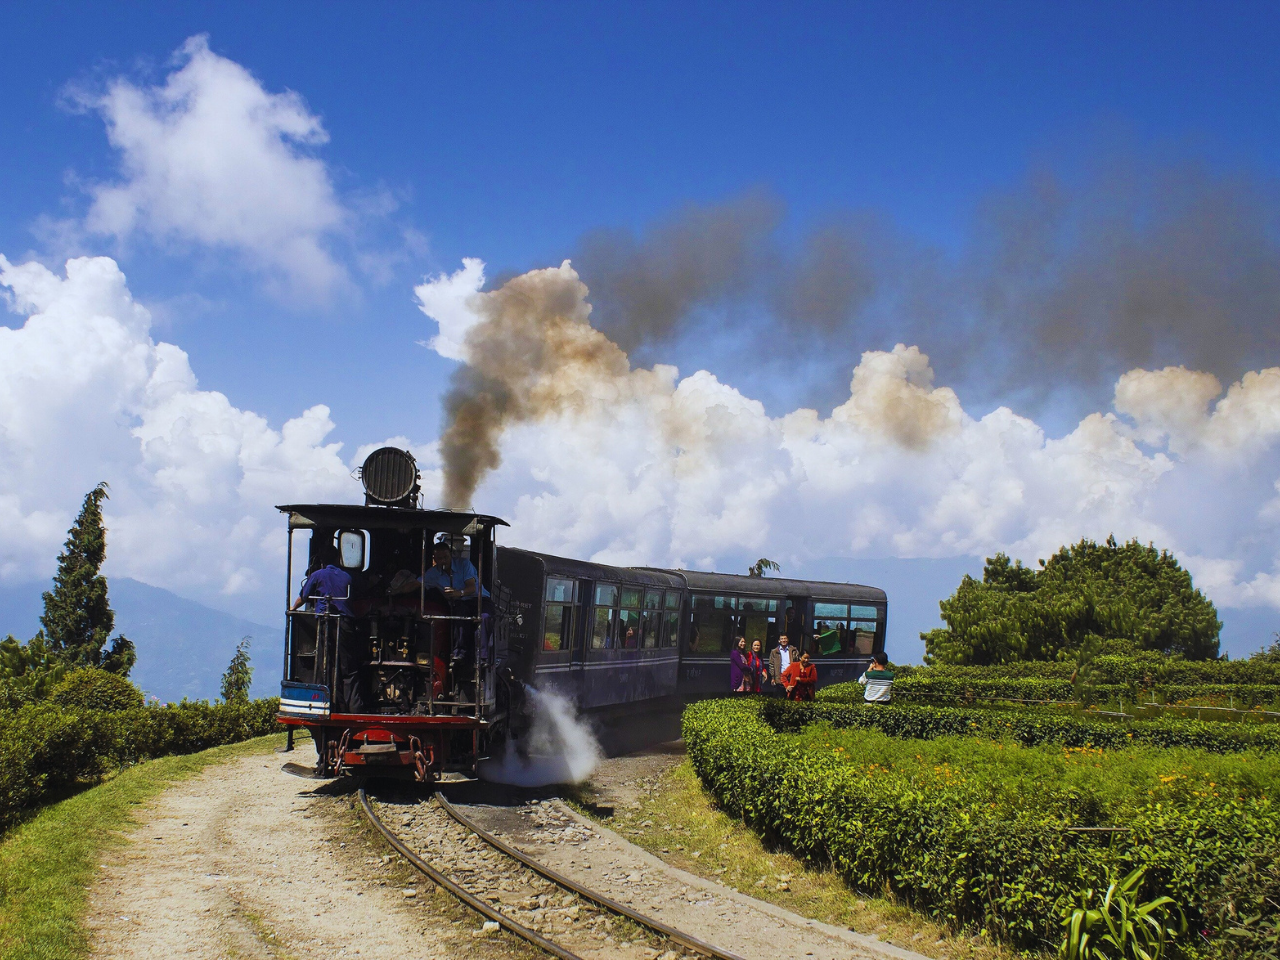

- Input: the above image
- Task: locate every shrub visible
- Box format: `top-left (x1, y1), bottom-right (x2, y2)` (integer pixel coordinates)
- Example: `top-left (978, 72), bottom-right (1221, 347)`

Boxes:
top-left (683, 697), bottom-right (1280, 954)
top-left (48, 667), bottom-right (144, 712)
top-left (925, 538), bottom-right (1221, 665)
top-left (820, 674), bottom-right (1280, 710)
top-left (0, 698), bottom-right (280, 832)
top-left (763, 699), bottom-right (1280, 754)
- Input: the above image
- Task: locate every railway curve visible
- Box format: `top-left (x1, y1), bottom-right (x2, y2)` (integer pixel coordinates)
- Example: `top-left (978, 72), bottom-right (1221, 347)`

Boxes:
top-left (359, 785), bottom-right (741, 960)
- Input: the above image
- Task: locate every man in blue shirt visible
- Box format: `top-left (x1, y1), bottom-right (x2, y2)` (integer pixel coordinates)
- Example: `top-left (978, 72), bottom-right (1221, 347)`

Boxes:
top-left (292, 548), bottom-right (363, 713)
top-left (421, 540), bottom-right (492, 679)
top-left (292, 556), bottom-right (354, 616)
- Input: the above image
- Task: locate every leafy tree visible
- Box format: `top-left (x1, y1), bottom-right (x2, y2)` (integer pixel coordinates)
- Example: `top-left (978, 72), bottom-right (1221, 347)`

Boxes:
top-left (220, 636), bottom-right (253, 704)
top-left (924, 537), bottom-right (1221, 665)
top-left (40, 483), bottom-right (135, 676)
top-left (748, 558), bottom-right (781, 578)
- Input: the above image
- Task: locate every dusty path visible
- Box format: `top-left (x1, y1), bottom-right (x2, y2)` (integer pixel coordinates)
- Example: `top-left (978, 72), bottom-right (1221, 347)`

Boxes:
top-left (85, 751), bottom-right (525, 960)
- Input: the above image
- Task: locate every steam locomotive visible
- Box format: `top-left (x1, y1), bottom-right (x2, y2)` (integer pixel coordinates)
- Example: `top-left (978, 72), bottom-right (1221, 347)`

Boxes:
top-left (278, 447), bottom-right (887, 779)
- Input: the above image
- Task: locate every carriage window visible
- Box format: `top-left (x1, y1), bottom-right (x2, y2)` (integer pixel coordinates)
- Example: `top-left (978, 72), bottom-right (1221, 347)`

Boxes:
top-left (546, 578), bottom-right (577, 603)
top-left (737, 596), bottom-right (780, 651)
top-left (813, 620), bottom-right (845, 656)
top-left (591, 584), bottom-right (619, 649)
top-left (814, 601), bottom-right (848, 619)
top-left (690, 594), bottom-right (734, 653)
top-left (617, 587), bottom-right (643, 649)
top-left (850, 605), bottom-right (878, 620)
top-left (641, 590), bottom-right (664, 648)
top-left (619, 608), bottom-right (641, 648)
top-left (543, 605), bottom-right (572, 651)
top-left (663, 592), bottom-right (681, 647)
top-left (543, 579), bottom-right (577, 652)
top-left (851, 619), bottom-right (877, 656)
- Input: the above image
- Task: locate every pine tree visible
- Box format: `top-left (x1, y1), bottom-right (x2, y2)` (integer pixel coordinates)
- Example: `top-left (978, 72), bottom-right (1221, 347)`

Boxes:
top-left (220, 636), bottom-right (253, 703)
top-left (40, 483), bottom-right (135, 676)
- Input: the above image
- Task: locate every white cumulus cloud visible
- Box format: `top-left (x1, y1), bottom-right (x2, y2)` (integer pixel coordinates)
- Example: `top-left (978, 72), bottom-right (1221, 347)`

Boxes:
top-left (75, 35), bottom-right (348, 300)
top-left (0, 254), bottom-right (375, 618)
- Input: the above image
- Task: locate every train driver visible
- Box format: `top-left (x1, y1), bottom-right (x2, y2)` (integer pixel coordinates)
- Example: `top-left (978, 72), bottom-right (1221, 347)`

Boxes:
top-left (420, 538), bottom-right (493, 669)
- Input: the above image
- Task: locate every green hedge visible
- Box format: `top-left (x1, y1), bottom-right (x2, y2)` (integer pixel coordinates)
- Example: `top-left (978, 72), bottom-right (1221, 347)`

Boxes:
top-left (0, 698), bottom-right (280, 832)
top-left (821, 674), bottom-right (1280, 709)
top-left (683, 697), bottom-right (1280, 955)
top-left (762, 698), bottom-right (1280, 753)
top-left (919, 655), bottom-right (1280, 686)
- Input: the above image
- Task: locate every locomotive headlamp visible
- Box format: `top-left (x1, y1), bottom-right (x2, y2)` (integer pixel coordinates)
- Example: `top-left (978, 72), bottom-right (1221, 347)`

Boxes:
top-left (359, 447), bottom-right (420, 506)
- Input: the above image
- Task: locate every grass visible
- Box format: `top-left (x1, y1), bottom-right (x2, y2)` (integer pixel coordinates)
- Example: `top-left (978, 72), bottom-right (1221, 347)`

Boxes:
top-left (573, 759), bottom-right (1036, 960)
top-left (0, 732), bottom-right (288, 960)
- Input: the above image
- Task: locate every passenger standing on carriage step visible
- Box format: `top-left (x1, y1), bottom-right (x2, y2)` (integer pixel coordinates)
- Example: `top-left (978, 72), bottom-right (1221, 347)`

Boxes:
top-left (292, 546), bottom-right (364, 713)
top-left (858, 651), bottom-right (895, 703)
top-left (420, 539), bottom-right (492, 667)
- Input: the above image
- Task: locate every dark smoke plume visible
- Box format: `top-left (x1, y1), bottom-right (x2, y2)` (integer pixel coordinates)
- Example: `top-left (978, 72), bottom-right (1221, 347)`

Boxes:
top-left (439, 263), bottom-right (629, 508)
top-left (437, 155), bottom-right (1280, 503)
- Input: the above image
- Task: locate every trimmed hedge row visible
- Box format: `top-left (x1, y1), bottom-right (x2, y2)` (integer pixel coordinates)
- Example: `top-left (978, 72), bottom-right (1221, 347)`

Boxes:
top-left (0, 698), bottom-right (281, 832)
top-left (821, 674), bottom-right (1280, 708)
top-left (762, 698), bottom-right (1280, 753)
top-left (920, 655), bottom-right (1280, 687)
top-left (683, 697), bottom-right (1280, 954)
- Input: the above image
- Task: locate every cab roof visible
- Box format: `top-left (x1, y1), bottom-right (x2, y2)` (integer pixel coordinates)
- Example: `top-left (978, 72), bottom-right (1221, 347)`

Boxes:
top-left (276, 503), bottom-right (509, 534)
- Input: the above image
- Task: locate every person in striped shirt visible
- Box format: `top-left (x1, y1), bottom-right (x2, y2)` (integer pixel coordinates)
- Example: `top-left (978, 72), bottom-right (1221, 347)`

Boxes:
top-left (859, 651), bottom-right (894, 703)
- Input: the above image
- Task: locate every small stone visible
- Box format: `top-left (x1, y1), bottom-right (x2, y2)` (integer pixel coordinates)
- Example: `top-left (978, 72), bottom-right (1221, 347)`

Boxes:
top-left (480, 920), bottom-right (500, 935)
top-left (402, 889), bottom-right (417, 898)
top-left (776, 882), bottom-right (790, 891)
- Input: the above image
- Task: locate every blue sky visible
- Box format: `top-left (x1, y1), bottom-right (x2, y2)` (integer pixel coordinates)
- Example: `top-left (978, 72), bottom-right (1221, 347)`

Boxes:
top-left (2, 2), bottom-right (1280, 655)
top-left (6, 1), bottom-right (1280, 440)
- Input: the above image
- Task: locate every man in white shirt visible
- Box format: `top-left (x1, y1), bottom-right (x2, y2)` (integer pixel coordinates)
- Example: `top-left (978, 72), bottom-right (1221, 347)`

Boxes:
top-left (768, 634), bottom-right (794, 698)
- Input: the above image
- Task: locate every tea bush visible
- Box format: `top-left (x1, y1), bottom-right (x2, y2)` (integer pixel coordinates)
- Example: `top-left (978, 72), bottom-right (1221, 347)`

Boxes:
top-left (683, 697), bottom-right (1280, 955)
top-left (0, 698), bottom-right (280, 832)
top-left (48, 667), bottom-right (145, 712)
top-left (820, 674), bottom-right (1280, 709)
top-left (762, 699), bottom-right (1280, 753)
top-left (908, 655), bottom-right (1280, 686)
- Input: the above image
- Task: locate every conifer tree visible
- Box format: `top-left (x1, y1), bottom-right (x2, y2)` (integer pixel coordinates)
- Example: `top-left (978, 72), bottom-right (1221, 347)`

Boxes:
top-left (220, 636), bottom-right (253, 703)
top-left (40, 483), bottom-right (135, 676)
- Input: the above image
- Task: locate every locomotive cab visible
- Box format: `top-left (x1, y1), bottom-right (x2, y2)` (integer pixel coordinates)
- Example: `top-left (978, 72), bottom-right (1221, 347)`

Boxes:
top-left (276, 448), bottom-right (511, 780)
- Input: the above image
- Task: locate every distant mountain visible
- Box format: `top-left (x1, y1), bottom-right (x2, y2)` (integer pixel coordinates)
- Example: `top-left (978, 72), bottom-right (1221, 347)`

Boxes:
top-left (0, 577), bottom-right (281, 702)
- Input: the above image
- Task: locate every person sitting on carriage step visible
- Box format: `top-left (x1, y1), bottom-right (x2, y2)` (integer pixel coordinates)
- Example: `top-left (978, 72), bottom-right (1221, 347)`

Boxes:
top-left (292, 546), bottom-right (364, 713)
top-left (781, 651), bottom-right (818, 701)
top-left (419, 539), bottom-right (492, 669)
top-left (858, 651), bottom-right (895, 703)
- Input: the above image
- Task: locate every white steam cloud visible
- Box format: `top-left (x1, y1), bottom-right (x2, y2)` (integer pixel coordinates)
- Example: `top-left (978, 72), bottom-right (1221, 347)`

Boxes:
top-left (479, 686), bottom-right (603, 787)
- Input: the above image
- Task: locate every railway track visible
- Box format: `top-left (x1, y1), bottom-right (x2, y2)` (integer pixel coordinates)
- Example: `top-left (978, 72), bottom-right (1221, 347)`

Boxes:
top-left (358, 786), bottom-right (745, 960)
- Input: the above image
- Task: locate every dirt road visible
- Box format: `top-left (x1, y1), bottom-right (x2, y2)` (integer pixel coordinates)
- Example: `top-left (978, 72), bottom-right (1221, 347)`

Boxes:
top-left (85, 751), bottom-right (528, 960)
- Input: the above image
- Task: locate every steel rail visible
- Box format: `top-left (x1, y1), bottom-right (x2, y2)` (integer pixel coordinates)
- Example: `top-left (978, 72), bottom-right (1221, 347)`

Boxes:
top-left (435, 791), bottom-right (747, 960)
top-left (357, 788), bottom-right (585, 960)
